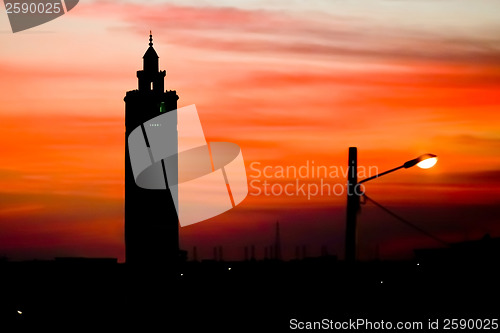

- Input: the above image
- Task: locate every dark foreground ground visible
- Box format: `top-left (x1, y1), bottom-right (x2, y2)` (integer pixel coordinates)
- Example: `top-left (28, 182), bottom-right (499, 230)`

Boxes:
top-left (1, 257), bottom-right (499, 332)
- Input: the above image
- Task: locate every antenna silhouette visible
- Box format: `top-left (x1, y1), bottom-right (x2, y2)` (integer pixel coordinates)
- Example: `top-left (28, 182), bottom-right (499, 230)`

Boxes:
top-left (275, 221), bottom-right (282, 260)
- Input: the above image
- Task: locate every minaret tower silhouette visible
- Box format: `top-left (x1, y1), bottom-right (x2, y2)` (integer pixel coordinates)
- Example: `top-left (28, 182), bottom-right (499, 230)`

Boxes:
top-left (124, 32), bottom-right (179, 266)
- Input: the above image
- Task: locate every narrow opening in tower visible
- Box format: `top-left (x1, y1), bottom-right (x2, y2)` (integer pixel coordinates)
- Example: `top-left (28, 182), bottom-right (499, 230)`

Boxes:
top-left (150, 82), bottom-right (153, 91)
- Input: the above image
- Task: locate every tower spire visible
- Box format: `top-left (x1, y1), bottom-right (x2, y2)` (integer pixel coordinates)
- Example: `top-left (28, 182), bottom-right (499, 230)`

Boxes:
top-left (149, 30), bottom-right (153, 47)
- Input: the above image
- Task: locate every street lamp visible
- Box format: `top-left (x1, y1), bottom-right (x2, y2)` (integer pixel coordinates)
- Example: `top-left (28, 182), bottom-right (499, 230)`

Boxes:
top-left (345, 148), bottom-right (437, 262)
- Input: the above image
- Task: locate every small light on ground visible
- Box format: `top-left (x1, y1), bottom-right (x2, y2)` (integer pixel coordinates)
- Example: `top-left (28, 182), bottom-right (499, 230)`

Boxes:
top-left (380, 281), bottom-right (383, 284)
top-left (17, 310), bottom-right (22, 315)
top-left (180, 273), bottom-right (184, 276)
top-left (228, 267), bottom-right (231, 271)
top-left (417, 263), bottom-right (420, 266)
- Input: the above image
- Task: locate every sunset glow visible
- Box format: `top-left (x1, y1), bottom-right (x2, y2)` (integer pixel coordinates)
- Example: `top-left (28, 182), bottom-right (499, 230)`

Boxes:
top-left (0, 0), bottom-right (499, 262)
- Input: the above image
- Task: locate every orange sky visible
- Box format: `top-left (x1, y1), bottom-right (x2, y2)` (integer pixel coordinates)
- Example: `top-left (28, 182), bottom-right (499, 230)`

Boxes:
top-left (0, 0), bottom-right (499, 261)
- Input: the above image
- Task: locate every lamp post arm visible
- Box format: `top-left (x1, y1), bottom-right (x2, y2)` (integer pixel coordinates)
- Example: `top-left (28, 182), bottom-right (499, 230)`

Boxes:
top-left (358, 165), bottom-right (404, 185)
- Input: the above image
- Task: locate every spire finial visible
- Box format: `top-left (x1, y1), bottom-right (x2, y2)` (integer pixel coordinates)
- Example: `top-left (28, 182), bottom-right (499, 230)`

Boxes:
top-left (149, 31), bottom-right (153, 47)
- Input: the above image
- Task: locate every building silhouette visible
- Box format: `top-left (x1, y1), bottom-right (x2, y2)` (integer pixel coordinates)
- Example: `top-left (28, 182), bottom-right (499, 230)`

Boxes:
top-left (124, 32), bottom-right (179, 265)
top-left (415, 233), bottom-right (500, 264)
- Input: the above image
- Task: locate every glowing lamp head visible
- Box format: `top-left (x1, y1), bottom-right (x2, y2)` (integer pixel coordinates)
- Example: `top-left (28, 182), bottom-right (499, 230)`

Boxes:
top-left (417, 156), bottom-right (438, 169)
top-left (403, 154), bottom-right (438, 169)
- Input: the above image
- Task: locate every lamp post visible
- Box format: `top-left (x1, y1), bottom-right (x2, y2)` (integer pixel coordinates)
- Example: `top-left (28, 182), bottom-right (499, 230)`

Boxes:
top-left (345, 147), bottom-right (438, 262)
